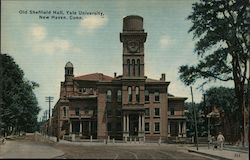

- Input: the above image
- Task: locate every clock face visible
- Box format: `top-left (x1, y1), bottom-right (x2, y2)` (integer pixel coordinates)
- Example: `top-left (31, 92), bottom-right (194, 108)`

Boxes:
top-left (127, 41), bottom-right (139, 53)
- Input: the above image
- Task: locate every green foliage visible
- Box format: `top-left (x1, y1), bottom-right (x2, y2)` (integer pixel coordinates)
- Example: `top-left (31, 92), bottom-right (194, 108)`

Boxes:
top-left (185, 87), bottom-right (242, 142)
top-left (179, 0), bottom-right (249, 142)
top-left (0, 53), bottom-right (40, 135)
top-left (206, 87), bottom-right (238, 113)
top-left (179, 0), bottom-right (249, 86)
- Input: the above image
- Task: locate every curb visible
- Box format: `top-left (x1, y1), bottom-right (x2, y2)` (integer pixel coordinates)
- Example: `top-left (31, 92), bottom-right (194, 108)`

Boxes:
top-left (188, 149), bottom-right (232, 160)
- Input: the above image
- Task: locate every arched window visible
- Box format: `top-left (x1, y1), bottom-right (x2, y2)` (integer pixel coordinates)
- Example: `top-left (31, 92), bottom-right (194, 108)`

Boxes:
top-left (63, 107), bottom-right (67, 117)
top-left (117, 90), bottom-right (122, 102)
top-left (145, 90), bottom-right (149, 102)
top-left (128, 87), bottom-right (132, 103)
top-left (155, 92), bottom-right (160, 102)
top-left (127, 59), bottom-right (130, 76)
top-left (136, 87), bottom-right (140, 102)
top-left (137, 59), bottom-right (140, 76)
top-left (132, 59), bottom-right (135, 76)
top-left (107, 90), bottom-right (112, 102)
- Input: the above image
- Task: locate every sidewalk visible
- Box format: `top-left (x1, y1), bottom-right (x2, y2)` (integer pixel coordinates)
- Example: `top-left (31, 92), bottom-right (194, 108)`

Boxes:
top-left (0, 139), bottom-right (64, 159)
top-left (187, 146), bottom-right (249, 160)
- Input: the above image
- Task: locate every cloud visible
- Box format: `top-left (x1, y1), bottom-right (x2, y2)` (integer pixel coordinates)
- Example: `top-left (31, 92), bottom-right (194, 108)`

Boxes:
top-left (32, 38), bottom-right (81, 54)
top-left (31, 25), bottom-right (47, 41)
top-left (159, 35), bottom-right (175, 49)
top-left (80, 15), bottom-right (108, 31)
top-left (28, 24), bottom-right (81, 54)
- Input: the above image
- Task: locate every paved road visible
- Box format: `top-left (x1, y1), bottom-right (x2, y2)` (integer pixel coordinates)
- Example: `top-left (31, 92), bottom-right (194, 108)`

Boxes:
top-left (0, 135), bottom-right (63, 159)
top-left (0, 135), bottom-right (214, 159)
top-left (54, 142), bottom-right (214, 159)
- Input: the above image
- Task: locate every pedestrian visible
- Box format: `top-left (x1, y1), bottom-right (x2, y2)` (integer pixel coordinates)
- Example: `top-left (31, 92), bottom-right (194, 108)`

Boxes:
top-left (217, 132), bottom-right (225, 150)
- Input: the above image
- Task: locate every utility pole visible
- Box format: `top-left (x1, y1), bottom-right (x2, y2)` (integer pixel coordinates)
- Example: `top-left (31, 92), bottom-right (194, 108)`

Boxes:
top-left (191, 86), bottom-right (199, 150)
top-left (45, 96), bottom-right (54, 136)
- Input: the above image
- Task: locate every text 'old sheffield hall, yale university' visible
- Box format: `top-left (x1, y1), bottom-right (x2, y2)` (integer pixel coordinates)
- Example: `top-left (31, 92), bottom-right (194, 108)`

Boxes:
top-left (45, 15), bottom-right (188, 142)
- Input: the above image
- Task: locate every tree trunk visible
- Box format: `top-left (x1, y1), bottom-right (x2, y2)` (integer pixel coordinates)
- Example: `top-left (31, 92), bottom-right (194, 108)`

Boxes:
top-left (232, 53), bottom-right (247, 146)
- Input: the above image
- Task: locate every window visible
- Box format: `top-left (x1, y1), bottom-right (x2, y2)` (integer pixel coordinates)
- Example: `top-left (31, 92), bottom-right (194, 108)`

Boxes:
top-left (128, 87), bottom-right (132, 102)
top-left (137, 59), bottom-right (140, 76)
top-left (136, 87), bottom-right (140, 102)
top-left (145, 108), bottom-right (150, 116)
top-left (107, 90), bottom-right (112, 102)
top-left (155, 92), bottom-right (160, 102)
top-left (75, 107), bottom-right (80, 116)
top-left (154, 122), bottom-right (160, 132)
top-left (132, 59), bottom-right (135, 76)
top-left (63, 107), bottom-right (67, 117)
top-left (117, 90), bottom-right (122, 102)
top-left (127, 59), bottom-right (130, 76)
top-left (154, 108), bottom-right (160, 116)
top-left (145, 122), bottom-right (150, 132)
top-left (170, 107), bottom-right (175, 115)
top-left (145, 90), bottom-right (149, 102)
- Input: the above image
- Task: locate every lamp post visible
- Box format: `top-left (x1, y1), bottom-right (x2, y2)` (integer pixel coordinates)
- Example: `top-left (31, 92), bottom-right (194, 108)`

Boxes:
top-left (207, 114), bottom-right (211, 149)
top-left (190, 86), bottom-right (198, 150)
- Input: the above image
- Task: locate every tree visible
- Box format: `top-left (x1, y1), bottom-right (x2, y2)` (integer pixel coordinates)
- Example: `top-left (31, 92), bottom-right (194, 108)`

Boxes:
top-left (0, 53), bottom-right (40, 136)
top-left (185, 102), bottom-right (207, 138)
top-left (179, 0), bottom-right (249, 145)
top-left (205, 87), bottom-right (239, 143)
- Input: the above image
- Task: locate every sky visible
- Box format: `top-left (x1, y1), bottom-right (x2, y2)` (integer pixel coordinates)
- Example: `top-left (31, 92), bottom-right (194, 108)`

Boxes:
top-left (1, 0), bottom-right (233, 120)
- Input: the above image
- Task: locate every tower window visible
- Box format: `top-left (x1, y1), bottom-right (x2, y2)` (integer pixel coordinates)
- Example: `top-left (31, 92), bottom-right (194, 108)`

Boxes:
top-left (117, 90), bottom-right (122, 102)
top-left (136, 87), bottom-right (140, 102)
top-left (107, 90), bottom-right (112, 102)
top-left (132, 59), bottom-right (135, 76)
top-left (145, 90), bottom-right (149, 102)
top-left (127, 59), bottom-right (130, 76)
top-left (137, 59), bottom-right (140, 76)
top-left (63, 107), bottom-right (67, 117)
top-left (128, 87), bottom-right (132, 103)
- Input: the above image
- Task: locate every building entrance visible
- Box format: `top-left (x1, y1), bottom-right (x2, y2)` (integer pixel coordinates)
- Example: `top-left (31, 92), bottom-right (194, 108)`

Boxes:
top-left (129, 114), bottom-right (139, 136)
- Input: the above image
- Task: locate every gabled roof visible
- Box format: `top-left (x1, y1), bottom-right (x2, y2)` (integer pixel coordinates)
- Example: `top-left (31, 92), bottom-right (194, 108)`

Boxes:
top-left (73, 73), bottom-right (113, 81)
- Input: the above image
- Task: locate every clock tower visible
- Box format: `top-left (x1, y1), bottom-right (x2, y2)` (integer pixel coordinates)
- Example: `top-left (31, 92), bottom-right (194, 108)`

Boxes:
top-left (120, 15), bottom-right (147, 78)
top-left (120, 15), bottom-right (147, 139)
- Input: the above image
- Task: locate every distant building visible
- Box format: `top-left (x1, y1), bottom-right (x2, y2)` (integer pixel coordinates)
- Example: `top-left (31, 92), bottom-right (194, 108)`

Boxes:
top-left (50, 15), bottom-right (187, 142)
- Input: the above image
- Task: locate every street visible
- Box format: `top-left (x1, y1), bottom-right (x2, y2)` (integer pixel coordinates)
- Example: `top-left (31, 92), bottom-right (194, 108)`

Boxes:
top-left (54, 141), bottom-right (213, 159)
top-left (0, 135), bottom-right (214, 159)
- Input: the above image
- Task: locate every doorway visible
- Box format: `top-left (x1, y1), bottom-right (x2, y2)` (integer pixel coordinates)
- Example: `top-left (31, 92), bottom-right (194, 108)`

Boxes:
top-left (129, 114), bottom-right (138, 136)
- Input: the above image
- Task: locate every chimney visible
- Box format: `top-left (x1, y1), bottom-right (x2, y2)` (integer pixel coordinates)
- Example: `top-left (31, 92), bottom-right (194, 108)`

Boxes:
top-left (114, 72), bottom-right (117, 78)
top-left (161, 73), bottom-right (165, 81)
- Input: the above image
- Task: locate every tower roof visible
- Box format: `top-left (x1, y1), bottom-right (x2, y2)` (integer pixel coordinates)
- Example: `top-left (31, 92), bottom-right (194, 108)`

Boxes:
top-left (123, 15), bottom-right (144, 31)
top-left (65, 61), bottom-right (73, 68)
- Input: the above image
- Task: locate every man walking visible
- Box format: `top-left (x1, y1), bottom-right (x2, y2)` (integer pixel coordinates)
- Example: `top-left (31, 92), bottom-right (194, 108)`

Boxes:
top-left (217, 132), bottom-right (225, 150)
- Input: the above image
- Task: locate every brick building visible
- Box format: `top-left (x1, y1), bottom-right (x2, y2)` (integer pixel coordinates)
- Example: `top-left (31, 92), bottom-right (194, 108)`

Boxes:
top-left (50, 15), bottom-right (187, 142)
